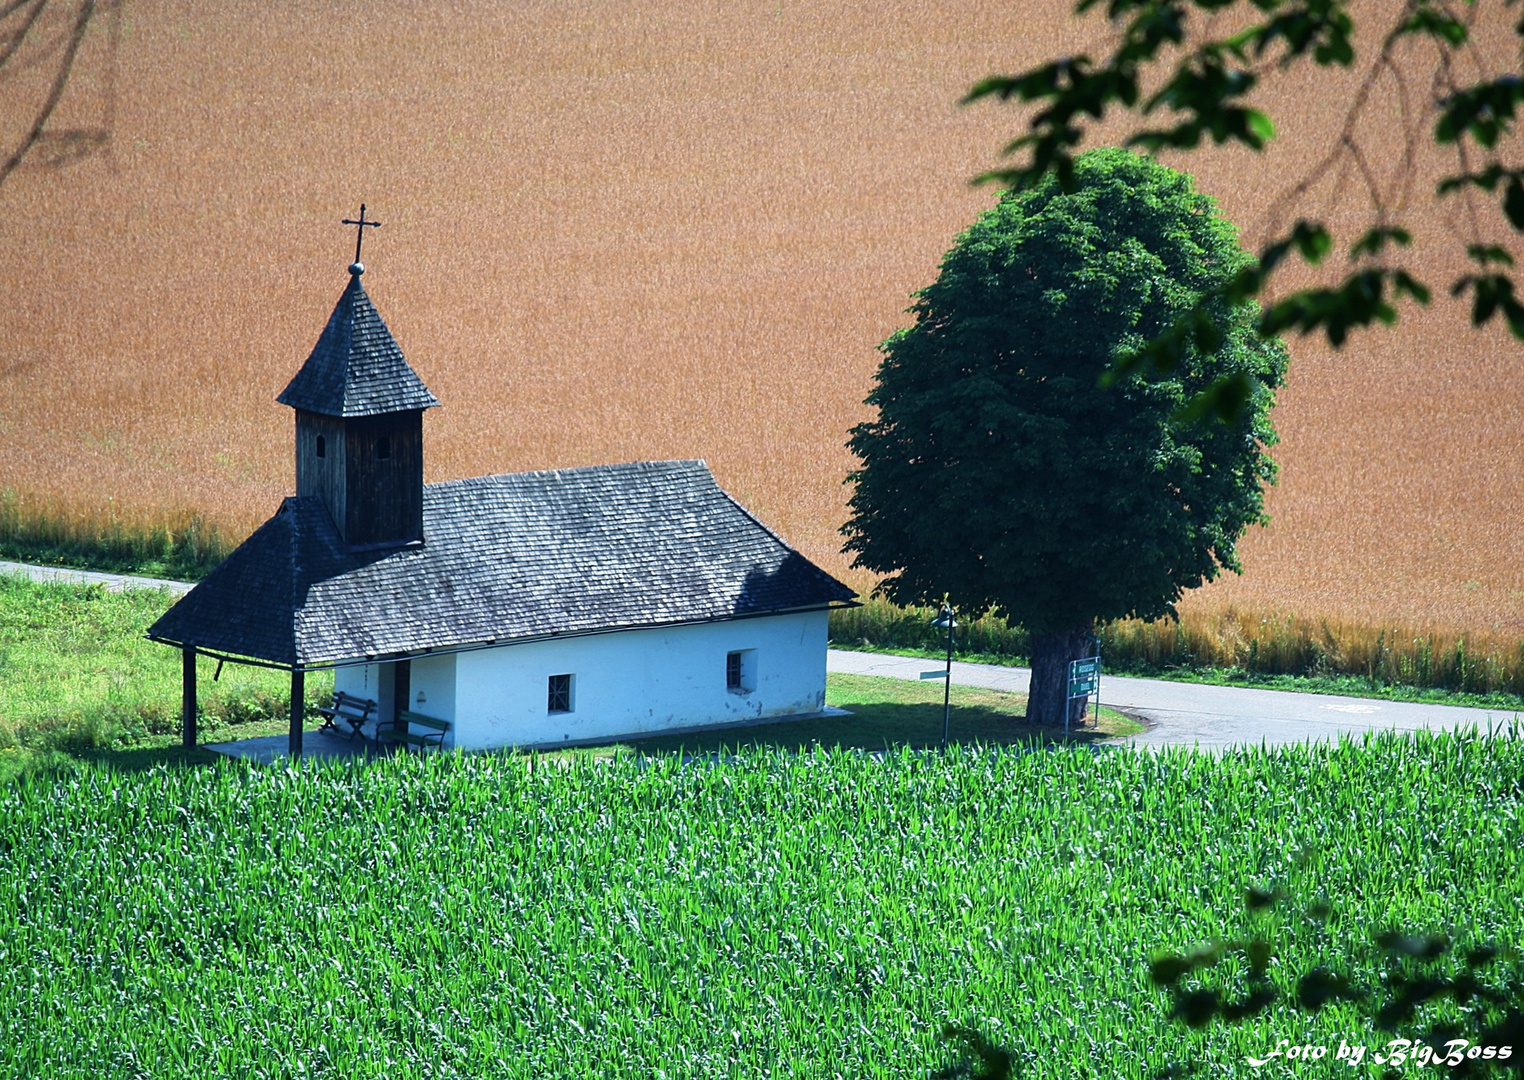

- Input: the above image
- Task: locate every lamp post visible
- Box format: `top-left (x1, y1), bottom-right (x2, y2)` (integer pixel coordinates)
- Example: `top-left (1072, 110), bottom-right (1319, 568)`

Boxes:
top-left (931, 604), bottom-right (956, 750)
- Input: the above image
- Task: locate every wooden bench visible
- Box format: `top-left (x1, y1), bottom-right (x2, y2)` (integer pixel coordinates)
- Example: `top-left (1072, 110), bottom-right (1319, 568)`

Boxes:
top-left (376, 710), bottom-right (450, 752)
top-left (316, 691), bottom-right (377, 740)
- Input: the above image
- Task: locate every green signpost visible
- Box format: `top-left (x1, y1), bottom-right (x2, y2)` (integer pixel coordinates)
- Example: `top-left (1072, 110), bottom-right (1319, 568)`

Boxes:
top-left (1066, 655), bottom-right (1102, 734)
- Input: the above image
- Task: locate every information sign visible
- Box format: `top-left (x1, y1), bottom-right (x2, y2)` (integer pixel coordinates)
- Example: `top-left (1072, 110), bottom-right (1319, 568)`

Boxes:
top-left (1067, 656), bottom-right (1102, 700)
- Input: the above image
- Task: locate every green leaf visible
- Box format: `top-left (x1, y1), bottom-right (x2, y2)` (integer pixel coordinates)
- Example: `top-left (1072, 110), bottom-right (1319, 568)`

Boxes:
top-left (1436, 75), bottom-right (1524, 148)
top-left (1349, 226), bottom-right (1412, 260)
top-left (1505, 176), bottom-right (1524, 229)
top-left (1396, 7), bottom-right (1468, 46)
top-left (1392, 271), bottom-right (1430, 305)
top-left (1151, 953), bottom-right (1192, 986)
top-left (962, 76), bottom-right (1024, 105)
top-left (1464, 944), bottom-right (1501, 968)
top-left (1297, 966), bottom-right (1360, 1011)
top-left (1375, 930), bottom-right (1450, 959)
top-left (935, 1024), bottom-right (1014, 1080)
top-left (1245, 884), bottom-right (1279, 911)
top-left (1290, 221), bottom-right (1332, 265)
top-left (1246, 109), bottom-right (1275, 143)
top-left (1220, 986), bottom-right (1277, 1021)
top-left (1244, 938), bottom-right (1274, 973)
top-left (1451, 272), bottom-right (1524, 340)
top-left (1173, 989), bottom-right (1221, 1029)
top-left (1467, 244), bottom-right (1515, 268)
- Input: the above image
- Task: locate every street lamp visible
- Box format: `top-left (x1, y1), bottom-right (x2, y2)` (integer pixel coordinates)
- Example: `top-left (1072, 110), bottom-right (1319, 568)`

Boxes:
top-left (931, 604), bottom-right (957, 749)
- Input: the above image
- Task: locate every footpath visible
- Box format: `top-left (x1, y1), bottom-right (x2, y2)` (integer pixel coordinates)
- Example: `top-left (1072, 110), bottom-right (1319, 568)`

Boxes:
top-left (1, 560), bottom-right (193, 596)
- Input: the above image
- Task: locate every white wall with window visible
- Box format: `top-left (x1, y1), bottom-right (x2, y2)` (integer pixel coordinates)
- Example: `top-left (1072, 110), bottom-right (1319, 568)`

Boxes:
top-left (449, 610), bottom-right (829, 751)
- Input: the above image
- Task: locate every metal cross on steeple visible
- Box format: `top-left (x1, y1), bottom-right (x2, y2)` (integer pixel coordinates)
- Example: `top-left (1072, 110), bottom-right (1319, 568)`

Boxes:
top-left (342, 204), bottom-right (382, 270)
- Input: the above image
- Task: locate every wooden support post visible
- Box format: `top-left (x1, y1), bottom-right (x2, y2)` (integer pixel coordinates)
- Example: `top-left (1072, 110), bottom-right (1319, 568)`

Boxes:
top-left (394, 659), bottom-right (411, 734)
top-left (181, 647), bottom-right (197, 749)
top-left (289, 668), bottom-right (305, 759)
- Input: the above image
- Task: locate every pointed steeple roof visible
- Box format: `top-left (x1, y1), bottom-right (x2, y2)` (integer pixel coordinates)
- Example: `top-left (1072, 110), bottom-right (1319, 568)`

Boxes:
top-left (277, 268), bottom-right (440, 417)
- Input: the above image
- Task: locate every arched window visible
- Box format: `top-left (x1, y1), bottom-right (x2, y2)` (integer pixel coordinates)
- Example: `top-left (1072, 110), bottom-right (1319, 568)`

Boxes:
top-left (315, 435), bottom-right (326, 459)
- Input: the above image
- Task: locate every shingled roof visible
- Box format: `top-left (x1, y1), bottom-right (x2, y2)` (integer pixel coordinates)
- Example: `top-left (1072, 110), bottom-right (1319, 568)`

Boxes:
top-left (276, 271), bottom-right (441, 417)
top-left (148, 461), bottom-right (857, 667)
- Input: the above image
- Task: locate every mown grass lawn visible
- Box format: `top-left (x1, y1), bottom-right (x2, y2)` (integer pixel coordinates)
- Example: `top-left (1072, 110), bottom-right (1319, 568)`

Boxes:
top-left (626, 672), bottom-right (1140, 757)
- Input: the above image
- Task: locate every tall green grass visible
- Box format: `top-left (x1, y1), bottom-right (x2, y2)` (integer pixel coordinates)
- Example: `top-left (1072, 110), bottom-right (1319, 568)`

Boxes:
top-left (0, 574), bottom-right (326, 758)
top-left (831, 597), bottom-right (1033, 660)
top-left (0, 489), bottom-right (236, 580)
top-left (831, 596), bottom-right (1524, 697)
top-left (2, 732), bottom-right (1521, 1078)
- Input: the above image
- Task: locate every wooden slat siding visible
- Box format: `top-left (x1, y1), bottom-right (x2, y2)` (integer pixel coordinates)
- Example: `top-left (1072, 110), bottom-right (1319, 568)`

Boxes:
top-left (380, 710), bottom-right (449, 751)
top-left (344, 410), bottom-right (423, 547)
top-left (397, 710), bottom-right (448, 732)
top-left (294, 409), bottom-right (347, 539)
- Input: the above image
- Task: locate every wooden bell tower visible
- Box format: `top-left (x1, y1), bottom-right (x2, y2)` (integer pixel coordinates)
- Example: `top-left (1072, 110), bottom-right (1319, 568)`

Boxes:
top-left (277, 207), bottom-right (440, 548)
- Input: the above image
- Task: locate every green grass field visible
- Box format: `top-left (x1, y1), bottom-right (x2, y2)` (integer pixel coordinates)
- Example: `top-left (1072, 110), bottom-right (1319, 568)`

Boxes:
top-left (0, 573), bottom-right (1138, 780)
top-left (3, 574), bottom-right (1521, 1076)
top-left (626, 673), bottom-right (1140, 756)
top-left (0, 574), bottom-right (329, 774)
top-left (3, 733), bottom-right (1521, 1078)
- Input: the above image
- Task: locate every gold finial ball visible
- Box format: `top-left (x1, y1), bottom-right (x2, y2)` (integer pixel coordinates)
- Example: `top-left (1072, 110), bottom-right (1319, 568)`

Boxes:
top-left (349, 261), bottom-right (365, 276)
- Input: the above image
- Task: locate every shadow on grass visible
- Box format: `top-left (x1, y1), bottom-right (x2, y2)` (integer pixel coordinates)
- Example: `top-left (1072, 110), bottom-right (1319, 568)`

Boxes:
top-left (72, 744), bottom-right (226, 773)
top-left (2, 719), bottom-right (328, 782)
top-left (621, 700), bottom-right (1131, 757)
top-left (0, 744), bottom-right (217, 784)
top-left (7, 698), bottom-right (1138, 782)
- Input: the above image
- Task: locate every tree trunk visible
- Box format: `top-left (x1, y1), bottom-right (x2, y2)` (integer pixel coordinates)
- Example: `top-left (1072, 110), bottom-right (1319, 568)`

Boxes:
top-left (1026, 623), bottom-right (1096, 727)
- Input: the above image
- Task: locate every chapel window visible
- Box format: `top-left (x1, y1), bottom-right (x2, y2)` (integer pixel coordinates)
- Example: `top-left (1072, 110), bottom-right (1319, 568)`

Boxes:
top-left (548, 673), bottom-right (573, 713)
top-left (726, 650), bottom-right (756, 693)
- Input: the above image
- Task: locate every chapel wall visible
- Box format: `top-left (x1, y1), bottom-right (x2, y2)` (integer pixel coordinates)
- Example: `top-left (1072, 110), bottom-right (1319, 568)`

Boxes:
top-left (450, 610), bottom-right (830, 751)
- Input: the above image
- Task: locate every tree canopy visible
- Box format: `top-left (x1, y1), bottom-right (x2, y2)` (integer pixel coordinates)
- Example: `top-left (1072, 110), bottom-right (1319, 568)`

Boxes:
top-left (843, 149), bottom-right (1286, 722)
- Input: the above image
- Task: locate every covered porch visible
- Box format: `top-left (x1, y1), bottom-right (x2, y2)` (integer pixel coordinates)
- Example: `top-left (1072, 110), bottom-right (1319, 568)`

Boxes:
top-left (170, 645), bottom-right (421, 760)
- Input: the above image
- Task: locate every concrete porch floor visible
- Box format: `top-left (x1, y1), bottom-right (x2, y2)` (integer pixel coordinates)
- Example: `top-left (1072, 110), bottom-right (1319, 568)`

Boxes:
top-left (206, 727), bottom-right (388, 765)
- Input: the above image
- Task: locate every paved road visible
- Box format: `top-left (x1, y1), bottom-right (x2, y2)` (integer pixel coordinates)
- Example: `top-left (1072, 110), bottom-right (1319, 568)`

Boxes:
top-left (0, 560), bottom-right (193, 595)
top-left (828, 649), bottom-right (1521, 751)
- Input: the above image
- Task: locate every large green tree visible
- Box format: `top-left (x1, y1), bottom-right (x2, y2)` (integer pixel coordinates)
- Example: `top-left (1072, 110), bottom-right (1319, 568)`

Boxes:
top-left (843, 148), bottom-right (1287, 726)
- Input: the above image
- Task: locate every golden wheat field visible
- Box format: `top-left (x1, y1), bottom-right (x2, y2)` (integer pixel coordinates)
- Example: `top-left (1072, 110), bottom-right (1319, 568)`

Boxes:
top-left (1, 0), bottom-right (1522, 633)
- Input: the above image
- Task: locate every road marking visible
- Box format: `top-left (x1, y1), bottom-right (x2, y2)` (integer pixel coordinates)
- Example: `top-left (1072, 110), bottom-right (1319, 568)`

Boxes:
top-left (1319, 703), bottom-right (1381, 714)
